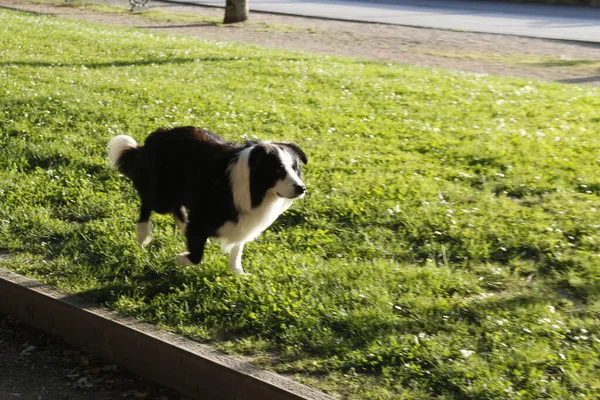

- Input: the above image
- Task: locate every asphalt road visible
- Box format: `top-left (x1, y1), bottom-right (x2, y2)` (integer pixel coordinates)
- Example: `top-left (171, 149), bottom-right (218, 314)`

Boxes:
top-left (168, 0), bottom-right (600, 42)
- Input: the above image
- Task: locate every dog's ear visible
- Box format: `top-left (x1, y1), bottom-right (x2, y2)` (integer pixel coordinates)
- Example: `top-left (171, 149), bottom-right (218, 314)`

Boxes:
top-left (248, 144), bottom-right (267, 169)
top-left (275, 142), bottom-right (308, 165)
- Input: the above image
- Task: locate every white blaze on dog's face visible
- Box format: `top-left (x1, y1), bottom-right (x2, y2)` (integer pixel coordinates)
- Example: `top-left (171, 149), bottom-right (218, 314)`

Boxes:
top-left (272, 146), bottom-right (306, 199)
top-left (246, 143), bottom-right (308, 209)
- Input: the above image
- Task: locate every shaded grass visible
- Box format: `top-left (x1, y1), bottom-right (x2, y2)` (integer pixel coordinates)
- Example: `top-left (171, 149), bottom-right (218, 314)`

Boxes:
top-left (1, 8), bottom-right (600, 399)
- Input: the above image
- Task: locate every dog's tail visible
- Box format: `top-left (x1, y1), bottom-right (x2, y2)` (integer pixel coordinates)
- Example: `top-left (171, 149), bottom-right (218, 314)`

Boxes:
top-left (107, 135), bottom-right (139, 178)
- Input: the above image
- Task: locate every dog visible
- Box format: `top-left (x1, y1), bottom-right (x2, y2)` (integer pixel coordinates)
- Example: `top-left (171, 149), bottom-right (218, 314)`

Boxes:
top-left (107, 126), bottom-right (307, 275)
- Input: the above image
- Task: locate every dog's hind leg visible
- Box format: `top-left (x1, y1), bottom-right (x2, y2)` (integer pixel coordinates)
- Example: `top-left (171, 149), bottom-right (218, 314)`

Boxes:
top-left (137, 206), bottom-right (152, 247)
top-left (173, 206), bottom-right (187, 234)
top-left (227, 243), bottom-right (245, 275)
top-left (176, 221), bottom-right (207, 266)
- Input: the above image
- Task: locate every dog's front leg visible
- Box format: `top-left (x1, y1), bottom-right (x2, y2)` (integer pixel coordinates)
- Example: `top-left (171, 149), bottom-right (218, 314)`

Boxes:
top-left (176, 222), bottom-right (207, 266)
top-left (137, 206), bottom-right (152, 247)
top-left (227, 243), bottom-right (245, 275)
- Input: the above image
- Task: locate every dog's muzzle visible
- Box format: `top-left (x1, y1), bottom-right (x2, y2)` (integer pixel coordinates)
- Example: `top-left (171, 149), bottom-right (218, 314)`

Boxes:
top-left (294, 183), bottom-right (306, 197)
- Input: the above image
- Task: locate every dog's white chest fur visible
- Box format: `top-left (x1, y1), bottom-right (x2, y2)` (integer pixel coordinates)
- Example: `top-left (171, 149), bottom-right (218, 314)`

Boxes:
top-left (216, 193), bottom-right (293, 252)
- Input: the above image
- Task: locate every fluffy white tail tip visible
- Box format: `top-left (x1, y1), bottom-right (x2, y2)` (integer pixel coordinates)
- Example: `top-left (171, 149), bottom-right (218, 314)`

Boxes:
top-left (107, 135), bottom-right (137, 169)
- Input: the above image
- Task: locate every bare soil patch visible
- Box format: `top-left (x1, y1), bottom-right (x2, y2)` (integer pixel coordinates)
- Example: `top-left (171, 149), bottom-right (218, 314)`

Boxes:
top-left (0, 314), bottom-right (185, 400)
top-left (2, 0), bottom-right (600, 85)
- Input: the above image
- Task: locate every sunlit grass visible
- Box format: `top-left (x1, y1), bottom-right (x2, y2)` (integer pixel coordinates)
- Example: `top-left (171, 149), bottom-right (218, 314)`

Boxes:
top-left (1, 9), bottom-right (600, 399)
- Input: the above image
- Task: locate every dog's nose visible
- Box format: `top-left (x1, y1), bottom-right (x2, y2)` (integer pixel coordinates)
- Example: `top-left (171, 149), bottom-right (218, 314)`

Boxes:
top-left (294, 184), bottom-right (306, 195)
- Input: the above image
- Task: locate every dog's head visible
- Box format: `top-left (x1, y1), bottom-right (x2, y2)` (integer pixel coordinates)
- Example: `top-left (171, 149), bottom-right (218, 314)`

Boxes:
top-left (248, 142), bottom-right (308, 207)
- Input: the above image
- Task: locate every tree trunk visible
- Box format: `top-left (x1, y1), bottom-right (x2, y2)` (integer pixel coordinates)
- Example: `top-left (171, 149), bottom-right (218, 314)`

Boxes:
top-left (224, 0), bottom-right (249, 23)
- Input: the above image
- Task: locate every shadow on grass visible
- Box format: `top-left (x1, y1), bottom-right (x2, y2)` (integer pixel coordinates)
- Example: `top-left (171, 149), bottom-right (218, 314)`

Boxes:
top-left (137, 23), bottom-right (218, 29)
top-left (530, 59), bottom-right (600, 68)
top-left (77, 267), bottom-right (192, 305)
top-left (557, 75), bottom-right (600, 84)
top-left (0, 5), bottom-right (50, 15)
top-left (3, 126), bottom-right (111, 179)
top-left (0, 56), bottom-right (258, 69)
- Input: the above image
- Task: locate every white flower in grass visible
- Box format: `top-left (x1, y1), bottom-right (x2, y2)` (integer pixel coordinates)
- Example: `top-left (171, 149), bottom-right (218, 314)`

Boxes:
top-left (460, 349), bottom-right (475, 358)
top-left (387, 204), bottom-right (401, 215)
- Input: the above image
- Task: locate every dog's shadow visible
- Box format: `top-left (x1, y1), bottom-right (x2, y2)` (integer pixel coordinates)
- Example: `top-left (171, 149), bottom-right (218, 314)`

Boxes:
top-left (76, 266), bottom-right (203, 307)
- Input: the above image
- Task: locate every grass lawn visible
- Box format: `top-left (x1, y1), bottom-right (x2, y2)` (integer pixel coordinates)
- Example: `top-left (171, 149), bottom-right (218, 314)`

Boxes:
top-left (1, 8), bottom-right (600, 399)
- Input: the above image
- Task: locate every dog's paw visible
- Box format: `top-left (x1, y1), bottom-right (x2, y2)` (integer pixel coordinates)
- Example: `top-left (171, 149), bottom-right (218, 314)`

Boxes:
top-left (137, 221), bottom-right (152, 247)
top-left (229, 267), bottom-right (246, 275)
top-left (176, 252), bottom-right (194, 266)
top-left (138, 235), bottom-right (152, 248)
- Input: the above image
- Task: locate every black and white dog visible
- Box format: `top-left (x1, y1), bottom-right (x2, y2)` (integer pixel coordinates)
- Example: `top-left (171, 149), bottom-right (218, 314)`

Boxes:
top-left (107, 126), bottom-right (307, 275)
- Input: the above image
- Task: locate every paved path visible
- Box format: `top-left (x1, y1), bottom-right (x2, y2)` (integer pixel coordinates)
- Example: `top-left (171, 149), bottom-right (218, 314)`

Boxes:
top-left (167, 0), bottom-right (600, 42)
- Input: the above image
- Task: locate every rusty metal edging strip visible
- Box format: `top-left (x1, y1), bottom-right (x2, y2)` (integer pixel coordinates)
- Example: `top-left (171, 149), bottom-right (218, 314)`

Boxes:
top-left (0, 268), bottom-right (333, 400)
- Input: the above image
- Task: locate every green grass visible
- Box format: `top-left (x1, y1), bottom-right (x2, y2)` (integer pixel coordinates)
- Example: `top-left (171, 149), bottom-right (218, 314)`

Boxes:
top-left (1, 9), bottom-right (600, 399)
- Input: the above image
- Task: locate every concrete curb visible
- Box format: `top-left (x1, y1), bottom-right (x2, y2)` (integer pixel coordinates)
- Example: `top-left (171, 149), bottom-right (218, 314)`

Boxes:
top-left (0, 268), bottom-right (334, 400)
